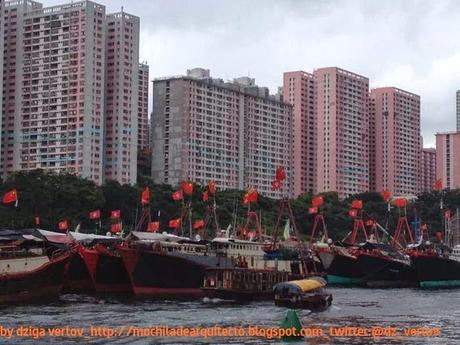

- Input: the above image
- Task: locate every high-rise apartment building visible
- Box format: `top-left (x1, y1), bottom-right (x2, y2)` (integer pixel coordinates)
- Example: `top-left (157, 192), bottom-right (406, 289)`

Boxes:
top-left (104, 11), bottom-right (139, 185)
top-left (282, 71), bottom-right (316, 197)
top-left (1, 0), bottom-right (43, 178)
top-left (138, 62), bottom-right (149, 151)
top-left (151, 68), bottom-right (293, 198)
top-left (421, 147), bottom-right (436, 192)
top-left (0, 0), bottom-right (4, 153)
top-left (436, 132), bottom-right (460, 189)
top-left (370, 87), bottom-right (421, 196)
top-left (457, 90), bottom-right (460, 132)
top-left (314, 67), bottom-right (370, 198)
top-left (1, 0), bottom-right (106, 184)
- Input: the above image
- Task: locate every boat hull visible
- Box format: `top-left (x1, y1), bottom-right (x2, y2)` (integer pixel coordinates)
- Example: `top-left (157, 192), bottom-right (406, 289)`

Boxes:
top-left (358, 253), bottom-right (417, 288)
top-left (119, 247), bottom-right (233, 299)
top-left (412, 255), bottom-right (460, 288)
top-left (318, 250), bottom-right (365, 285)
top-left (275, 294), bottom-right (332, 311)
top-left (0, 252), bottom-right (70, 305)
top-left (63, 251), bottom-right (94, 293)
top-left (79, 245), bottom-right (131, 294)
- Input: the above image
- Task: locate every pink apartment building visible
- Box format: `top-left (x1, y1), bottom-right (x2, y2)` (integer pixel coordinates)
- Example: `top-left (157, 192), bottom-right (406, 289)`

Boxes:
top-left (436, 132), bottom-right (460, 189)
top-left (282, 71), bottom-right (316, 197)
top-left (2, 0), bottom-right (106, 184)
top-left (151, 68), bottom-right (293, 198)
top-left (104, 11), bottom-right (139, 185)
top-left (370, 87), bottom-right (421, 196)
top-left (138, 62), bottom-right (149, 151)
top-left (421, 147), bottom-right (436, 192)
top-left (0, 0), bottom-right (3, 138)
top-left (314, 67), bottom-right (370, 198)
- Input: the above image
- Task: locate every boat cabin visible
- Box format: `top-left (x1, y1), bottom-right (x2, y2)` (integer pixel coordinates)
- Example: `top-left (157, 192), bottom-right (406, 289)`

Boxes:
top-left (273, 277), bottom-right (332, 310)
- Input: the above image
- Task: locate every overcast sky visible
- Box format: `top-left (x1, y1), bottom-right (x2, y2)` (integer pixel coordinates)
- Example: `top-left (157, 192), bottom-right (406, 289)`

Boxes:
top-left (41, 0), bottom-right (460, 147)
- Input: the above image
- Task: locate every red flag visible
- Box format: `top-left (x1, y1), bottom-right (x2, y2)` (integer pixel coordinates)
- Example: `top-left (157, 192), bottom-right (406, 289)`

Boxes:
top-left (434, 178), bottom-right (442, 191)
top-left (272, 180), bottom-right (281, 190)
top-left (445, 209), bottom-right (452, 220)
top-left (351, 200), bottom-right (363, 209)
top-left (243, 193), bottom-right (250, 205)
top-left (247, 188), bottom-right (258, 203)
top-left (89, 209), bottom-right (101, 220)
top-left (110, 209), bottom-right (121, 219)
top-left (381, 191), bottom-right (391, 202)
top-left (202, 190), bottom-right (209, 202)
top-left (58, 220), bottom-right (69, 231)
top-left (193, 219), bottom-right (205, 230)
top-left (111, 222), bottom-right (122, 233)
top-left (169, 218), bottom-right (181, 229)
top-left (349, 209), bottom-right (358, 218)
top-left (308, 207), bottom-right (318, 214)
top-left (275, 166), bottom-right (286, 181)
top-left (172, 190), bottom-right (183, 201)
top-left (182, 181), bottom-right (194, 195)
top-left (141, 187), bottom-right (150, 205)
top-left (2, 189), bottom-right (18, 204)
top-left (208, 180), bottom-right (216, 194)
top-left (34, 216), bottom-right (40, 226)
top-left (147, 221), bottom-right (160, 232)
top-left (393, 198), bottom-right (407, 208)
top-left (312, 196), bottom-right (324, 207)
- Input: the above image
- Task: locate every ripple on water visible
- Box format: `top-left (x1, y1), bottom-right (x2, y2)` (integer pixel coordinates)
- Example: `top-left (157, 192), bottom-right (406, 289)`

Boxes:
top-left (0, 288), bottom-right (458, 345)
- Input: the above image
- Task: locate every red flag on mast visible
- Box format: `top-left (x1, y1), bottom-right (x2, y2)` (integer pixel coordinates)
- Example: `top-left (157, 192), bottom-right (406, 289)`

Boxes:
top-left (110, 210), bottom-right (121, 219)
top-left (58, 220), bottom-right (69, 231)
top-left (172, 190), bottom-right (183, 201)
top-left (2, 189), bottom-right (18, 205)
top-left (89, 209), bottom-right (101, 220)
top-left (208, 180), bottom-right (216, 194)
top-left (434, 179), bottom-right (442, 191)
top-left (202, 190), bottom-right (209, 202)
top-left (182, 181), bottom-right (194, 195)
top-left (141, 187), bottom-right (150, 205)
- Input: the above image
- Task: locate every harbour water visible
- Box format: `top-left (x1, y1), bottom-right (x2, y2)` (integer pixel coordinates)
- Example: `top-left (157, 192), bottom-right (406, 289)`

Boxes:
top-left (0, 288), bottom-right (458, 344)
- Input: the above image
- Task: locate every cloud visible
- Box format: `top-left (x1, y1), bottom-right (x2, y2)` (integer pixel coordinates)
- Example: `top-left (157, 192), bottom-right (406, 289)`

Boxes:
top-left (39, 0), bottom-right (460, 146)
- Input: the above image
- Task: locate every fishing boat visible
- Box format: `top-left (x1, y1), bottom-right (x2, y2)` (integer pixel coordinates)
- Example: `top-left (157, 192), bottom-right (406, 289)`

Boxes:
top-left (38, 229), bottom-right (94, 293)
top-left (411, 244), bottom-right (460, 288)
top-left (353, 242), bottom-right (417, 288)
top-left (119, 231), bottom-right (235, 298)
top-left (273, 277), bottom-right (332, 311)
top-left (0, 229), bottom-right (70, 304)
top-left (201, 268), bottom-right (289, 300)
top-left (72, 232), bottom-right (131, 294)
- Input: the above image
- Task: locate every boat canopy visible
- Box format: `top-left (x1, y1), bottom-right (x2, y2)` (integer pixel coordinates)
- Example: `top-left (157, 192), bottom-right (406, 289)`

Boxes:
top-left (273, 277), bottom-right (327, 294)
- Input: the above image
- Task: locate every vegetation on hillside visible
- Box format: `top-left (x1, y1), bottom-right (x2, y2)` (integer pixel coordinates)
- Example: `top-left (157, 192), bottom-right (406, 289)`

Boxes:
top-left (0, 170), bottom-right (456, 241)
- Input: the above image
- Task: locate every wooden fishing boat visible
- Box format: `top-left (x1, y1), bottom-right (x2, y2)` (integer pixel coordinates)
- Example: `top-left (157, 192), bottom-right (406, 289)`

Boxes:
top-left (273, 277), bottom-right (332, 311)
top-left (0, 229), bottom-right (70, 304)
top-left (201, 268), bottom-right (289, 300)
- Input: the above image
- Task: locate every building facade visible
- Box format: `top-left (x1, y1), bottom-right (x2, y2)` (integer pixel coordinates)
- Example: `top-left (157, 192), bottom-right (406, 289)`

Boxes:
top-left (370, 87), bottom-right (421, 196)
top-left (1, 0), bottom-right (106, 184)
top-left (436, 132), bottom-right (460, 190)
top-left (421, 147), bottom-right (436, 192)
top-left (1, 0), bottom-right (143, 185)
top-left (151, 68), bottom-right (293, 198)
top-left (137, 62), bottom-right (149, 151)
top-left (314, 67), bottom-right (370, 198)
top-left (1, 0), bottom-right (43, 178)
top-left (282, 71), bottom-right (316, 197)
top-left (457, 90), bottom-right (460, 132)
top-left (104, 11), bottom-right (139, 185)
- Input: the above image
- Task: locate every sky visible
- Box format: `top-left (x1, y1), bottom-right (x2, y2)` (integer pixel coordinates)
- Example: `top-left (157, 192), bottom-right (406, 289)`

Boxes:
top-left (39, 0), bottom-right (460, 147)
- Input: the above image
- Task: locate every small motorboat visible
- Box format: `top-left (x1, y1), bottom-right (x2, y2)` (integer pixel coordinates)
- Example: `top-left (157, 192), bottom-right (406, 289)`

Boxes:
top-left (273, 277), bottom-right (332, 311)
